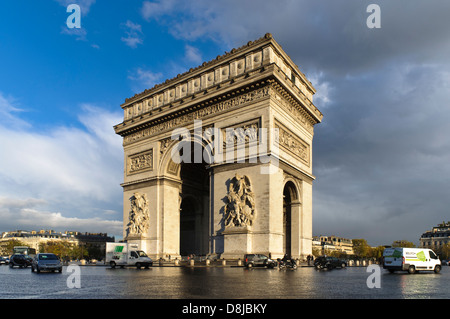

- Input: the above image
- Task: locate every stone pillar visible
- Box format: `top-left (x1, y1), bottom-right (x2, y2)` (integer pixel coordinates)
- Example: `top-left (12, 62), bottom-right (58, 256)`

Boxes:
top-left (160, 181), bottom-right (181, 260)
top-left (290, 200), bottom-right (302, 259)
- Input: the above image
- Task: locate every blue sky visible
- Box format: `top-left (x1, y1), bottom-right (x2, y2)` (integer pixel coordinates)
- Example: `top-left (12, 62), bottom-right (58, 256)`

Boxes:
top-left (1, 1), bottom-right (450, 246)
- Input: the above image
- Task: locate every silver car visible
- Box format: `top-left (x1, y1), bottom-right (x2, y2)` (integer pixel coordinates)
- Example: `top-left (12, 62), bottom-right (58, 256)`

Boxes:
top-left (31, 253), bottom-right (62, 273)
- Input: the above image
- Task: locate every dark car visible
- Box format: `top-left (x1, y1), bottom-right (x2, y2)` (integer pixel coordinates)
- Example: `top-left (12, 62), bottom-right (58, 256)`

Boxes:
top-left (0, 256), bottom-right (9, 265)
top-left (9, 254), bottom-right (32, 268)
top-left (244, 254), bottom-right (278, 268)
top-left (314, 256), bottom-right (347, 270)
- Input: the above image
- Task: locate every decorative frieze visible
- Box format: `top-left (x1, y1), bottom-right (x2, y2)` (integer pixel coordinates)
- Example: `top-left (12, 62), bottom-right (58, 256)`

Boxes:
top-left (222, 119), bottom-right (260, 146)
top-left (123, 86), bottom-right (270, 145)
top-left (127, 149), bottom-right (153, 175)
top-left (270, 86), bottom-right (315, 134)
top-left (275, 121), bottom-right (310, 166)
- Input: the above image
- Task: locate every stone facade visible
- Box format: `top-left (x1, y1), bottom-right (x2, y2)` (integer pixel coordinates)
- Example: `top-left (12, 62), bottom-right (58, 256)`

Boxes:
top-left (420, 222), bottom-right (450, 250)
top-left (114, 34), bottom-right (323, 260)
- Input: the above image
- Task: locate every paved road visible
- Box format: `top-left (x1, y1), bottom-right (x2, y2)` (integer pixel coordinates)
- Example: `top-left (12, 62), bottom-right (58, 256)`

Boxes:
top-left (1, 264), bottom-right (448, 299)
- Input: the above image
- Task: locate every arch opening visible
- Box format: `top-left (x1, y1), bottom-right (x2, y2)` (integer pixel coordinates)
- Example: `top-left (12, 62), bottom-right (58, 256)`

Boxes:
top-left (178, 141), bottom-right (210, 257)
top-left (283, 181), bottom-right (298, 257)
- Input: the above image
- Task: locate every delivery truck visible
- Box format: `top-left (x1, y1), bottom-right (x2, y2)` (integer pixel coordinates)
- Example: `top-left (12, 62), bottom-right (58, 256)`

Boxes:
top-left (106, 243), bottom-right (153, 269)
top-left (383, 247), bottom-right (441, 274)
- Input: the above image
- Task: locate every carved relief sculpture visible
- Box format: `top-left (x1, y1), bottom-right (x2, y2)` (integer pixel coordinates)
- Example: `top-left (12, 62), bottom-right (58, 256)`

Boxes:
top-left (126, 192), bottom-right (150, 237)
top-left (223, 174), bottom-right (256, 228)
top-left (128, 150), bottom-right (153, 175)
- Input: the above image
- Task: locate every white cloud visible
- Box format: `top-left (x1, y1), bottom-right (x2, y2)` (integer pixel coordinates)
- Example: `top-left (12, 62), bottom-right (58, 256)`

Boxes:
top-left (141, 0), bottom-right (177, 21)
top-left (184, 44), bottom-right (202, 64)
top-left (121, 20), bottom-right (144, 48)
top-left (0, 92), bottom-right (30, 129)
top-left (128, 68), bottom-right (163, 93)
top-left (0, 198), bottom-right (122, 235)
top-left (0, 94), bottom-right (124, 238)
top-left (60, 27), bottom-right (87, 41)
top-left (308, 72), bottom-right (332, 108)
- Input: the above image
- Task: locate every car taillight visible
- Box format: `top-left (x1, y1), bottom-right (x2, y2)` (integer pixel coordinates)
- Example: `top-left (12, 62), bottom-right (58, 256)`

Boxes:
top-left (402, 256), bottom-right (405, 264)
top-left (245, 258), bottom-right (248, 263)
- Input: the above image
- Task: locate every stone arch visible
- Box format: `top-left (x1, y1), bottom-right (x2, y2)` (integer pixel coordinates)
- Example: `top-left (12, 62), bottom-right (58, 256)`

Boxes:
top-left (158, 136), bottom-right (211, 257)
top-left (159, 134), bottom-right (214, 179)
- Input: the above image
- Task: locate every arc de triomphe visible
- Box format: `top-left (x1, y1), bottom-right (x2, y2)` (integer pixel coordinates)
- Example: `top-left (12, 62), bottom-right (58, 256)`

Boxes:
top-left (114, 34), bottom-right (323, 260)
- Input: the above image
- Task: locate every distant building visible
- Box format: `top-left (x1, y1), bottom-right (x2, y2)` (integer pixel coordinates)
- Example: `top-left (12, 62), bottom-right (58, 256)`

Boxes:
top-left (312, 235), bottom-right (354, 256)
top-left (0, 229), bottom-right (114, 256)
top-left (420, 222), bottom-right (450, 249)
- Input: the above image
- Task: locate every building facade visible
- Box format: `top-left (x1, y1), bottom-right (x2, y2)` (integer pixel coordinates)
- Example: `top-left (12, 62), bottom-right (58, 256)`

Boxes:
top-left (0, 230), bottom-right (114, 256)
top-left (114, 34), bottom-right (323, 260)
top-left (312, 235), bottom-right (354, 256)
top-left (420, 222), bottom-right (450, 249)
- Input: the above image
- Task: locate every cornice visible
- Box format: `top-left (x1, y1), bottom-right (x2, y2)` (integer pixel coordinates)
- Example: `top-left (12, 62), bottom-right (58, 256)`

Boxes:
top-left (119, 34), bottom-right (317, 114)
top-left (122, 33), bottom-right (315, 107)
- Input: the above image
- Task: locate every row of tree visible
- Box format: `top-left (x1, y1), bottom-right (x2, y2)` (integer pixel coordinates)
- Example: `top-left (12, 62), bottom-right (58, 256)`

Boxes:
top-left (3, 239), bottom-right (105, 261)
top-left (318, 239), bottom-right (450, 260)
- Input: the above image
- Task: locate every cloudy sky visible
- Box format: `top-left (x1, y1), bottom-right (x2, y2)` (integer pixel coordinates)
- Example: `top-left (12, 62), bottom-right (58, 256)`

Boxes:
top-left (0, 1), bottom-right (449, 246)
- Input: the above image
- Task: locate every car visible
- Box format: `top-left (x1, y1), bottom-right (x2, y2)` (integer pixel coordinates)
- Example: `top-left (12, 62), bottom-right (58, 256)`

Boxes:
top-left (244, 254), bottom-right (278, 269)
top-left (9, 254), bottom-right (32, 268)
top-left (314, 256), bottom-right (347, 270)
top-left (0, 256), bottom-right (9, 265)
top-left (31, 253), bottom-right (63, 273)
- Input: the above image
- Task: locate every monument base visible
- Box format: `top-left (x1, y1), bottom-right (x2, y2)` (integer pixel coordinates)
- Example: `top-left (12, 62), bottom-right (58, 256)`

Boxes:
top-left (126, 235), bottom-right (181, 260)
top-left (220, 226), bottom-right (252, 260)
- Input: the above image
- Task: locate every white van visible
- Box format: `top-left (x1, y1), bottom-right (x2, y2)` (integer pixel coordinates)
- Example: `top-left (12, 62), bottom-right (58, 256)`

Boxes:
top-left (106, 243), bottom-right (153, 269)
top-left (383, 247), bottom-right (441, 274)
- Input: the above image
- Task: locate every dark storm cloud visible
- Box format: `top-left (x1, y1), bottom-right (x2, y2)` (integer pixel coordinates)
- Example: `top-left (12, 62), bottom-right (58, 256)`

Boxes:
top-left (143, 0), bottom-right (450, 245)
top-left (312, 63), bottom-right (450, 245)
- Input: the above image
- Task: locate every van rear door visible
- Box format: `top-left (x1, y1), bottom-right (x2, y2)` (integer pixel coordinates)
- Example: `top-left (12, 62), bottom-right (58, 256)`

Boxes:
top-left (383, 248), bottom-right (403, 268)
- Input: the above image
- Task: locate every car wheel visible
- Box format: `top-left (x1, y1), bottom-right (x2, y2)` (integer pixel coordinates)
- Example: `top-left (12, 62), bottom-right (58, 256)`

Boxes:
top-left (341, 263), bottom-right (346, 268)
top-left (247, 263), bottom-right (253, 269)
top-left (31, 266), bottom-right (35, 272)
top-left (434, 265), bottom-right (441, 274)
top-left (110, 261), bottom-right (116, 269)
top-left (36, 266), bottom-right (40, 273)
top-left (136, 263), bottom-right (141, 269)
top-left (407, 265), bottom-right (415, 274)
